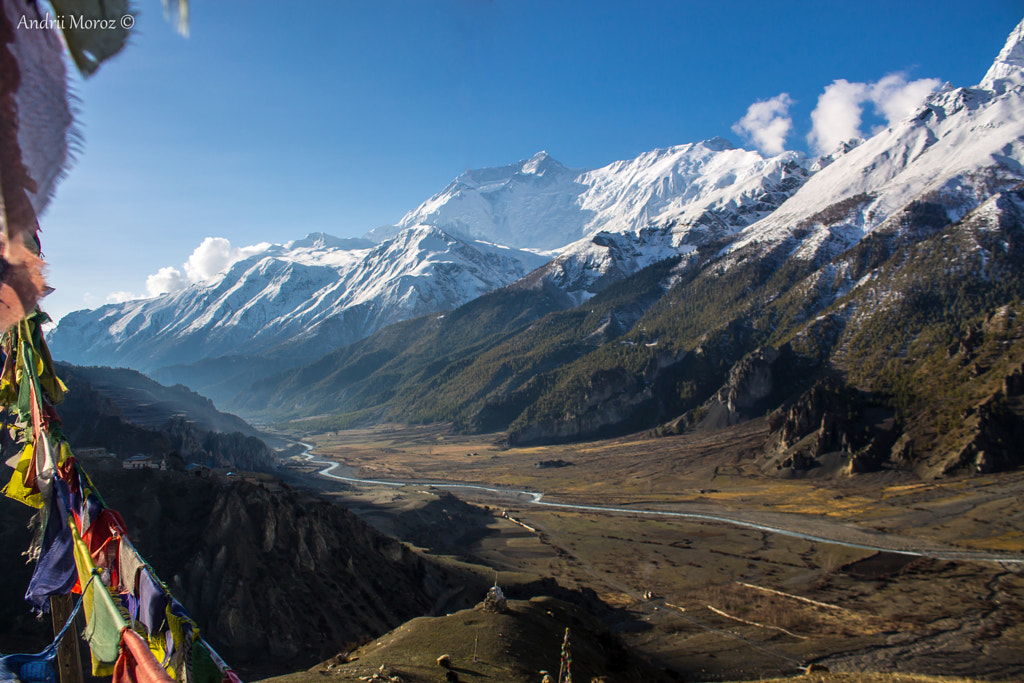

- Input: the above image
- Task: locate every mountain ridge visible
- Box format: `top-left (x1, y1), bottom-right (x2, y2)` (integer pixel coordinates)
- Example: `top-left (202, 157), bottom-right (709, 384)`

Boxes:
top-left (49, 226), bottom-right (548, 377)
top-left (229, 18), bottom-right (1024, 478)
top-left (50, 139), bottom-right (818, 398)
top-left (51, 17), bottom-right (1024, 479)
top-left (376, 139), bottom-right (813, 252)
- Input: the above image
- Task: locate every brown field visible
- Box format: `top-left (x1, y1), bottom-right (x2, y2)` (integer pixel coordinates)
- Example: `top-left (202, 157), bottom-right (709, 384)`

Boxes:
top-left (270, 419), bottom-right (1024, 682)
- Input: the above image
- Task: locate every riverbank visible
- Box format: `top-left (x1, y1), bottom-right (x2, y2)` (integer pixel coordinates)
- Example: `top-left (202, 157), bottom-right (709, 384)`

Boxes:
top-left (289, 425), bottom-right (1024, 564)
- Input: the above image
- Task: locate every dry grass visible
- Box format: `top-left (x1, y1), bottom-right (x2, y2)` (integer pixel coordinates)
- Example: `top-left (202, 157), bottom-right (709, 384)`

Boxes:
top-left (689, 582), bottom-right (893, 638)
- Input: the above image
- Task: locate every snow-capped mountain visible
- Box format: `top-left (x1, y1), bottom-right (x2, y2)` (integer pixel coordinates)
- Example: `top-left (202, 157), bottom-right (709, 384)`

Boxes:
top-left (982, 17), bottom-right (1024, 94)
top-left (232, 17), bottom-right (1024, 468)
top-left (512, 228), bottom-right (687, 306)
top-left (730, 19), bottom-right (1024, 263)
top-left (51, 15), bottom-right (1024, 423)
top-left (368, 151), bottom-right (591, 250)
top-left (49, 227), bottom-right (549, 373)
top-left (376, 141), bottom-right (812, 252)
top-left (53, 136), bottom-right (821, 382)
top-left (575, 139), bottom-right (811, 245)
top-left (374, 140), bottom-right (812, 300)
top-left (543, 146), bottom-right (811, 300)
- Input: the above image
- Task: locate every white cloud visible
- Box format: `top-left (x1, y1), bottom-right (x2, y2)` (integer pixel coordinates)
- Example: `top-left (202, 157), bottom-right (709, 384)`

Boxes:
top-left (106, 290), bottom-right (139, 304)
top-left (182, 237), bottom-right (271, 282)
top-left (141, 237), bottom-right (272, 299)
top-left (233, 242), bottom-right (273, 265)
top-left (146, 266), bottom-right (187, 297)
top-left (183, 237), bottom-right (234, 282)
top-left (808, 73), bottom-right (942, 155)
top-left (732, 93), bottom-right (794, 156)
top-left (869, 73), bottom-right (942, 126)
top-left (808, 79), bottom-right (869, 155)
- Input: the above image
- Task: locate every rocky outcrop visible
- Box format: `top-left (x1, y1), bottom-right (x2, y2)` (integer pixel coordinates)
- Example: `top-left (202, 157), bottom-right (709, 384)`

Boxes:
top-left (691, 347), bottom-right (781, 430)
top-left (764, 379), bottom-right (897, 476)
top-left (941, 392), bottom-right (1024, 475)
top-left (1004, 363), bottom-right (1024, 397)
top-left (657, 346), bottom-right (784, 435)
top-left (720, 347), bottom-right (780, 413)
top-left (947, 322), bottom-right (985, 365)
top-left (509, 367), bottom-right (655, 445)
top-left (508, 348), bottom-right (689, 445)
top-left (767, 380), bottom-right (854, 463)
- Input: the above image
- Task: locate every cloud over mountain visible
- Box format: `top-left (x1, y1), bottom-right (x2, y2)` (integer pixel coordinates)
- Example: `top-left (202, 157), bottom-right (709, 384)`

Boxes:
top-left (145, 237), bottom-right (272, 297)
top-left (732, 93), bottom-right (794, 155)
top-left (808, 72), bottom-right (942, 154)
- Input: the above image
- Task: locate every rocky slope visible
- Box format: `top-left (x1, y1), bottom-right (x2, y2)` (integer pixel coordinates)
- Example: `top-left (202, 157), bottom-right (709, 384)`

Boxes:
top-left (56, 362), bottom-right (279, 472)
top-left (56, 362), bottom-right (259, 435)
top-left (0, 469), bottom-right (483, 674)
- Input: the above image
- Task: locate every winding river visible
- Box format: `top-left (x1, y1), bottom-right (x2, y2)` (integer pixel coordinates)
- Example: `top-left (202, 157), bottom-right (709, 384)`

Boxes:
top-left (298, 443), bottom-right (1024, 565)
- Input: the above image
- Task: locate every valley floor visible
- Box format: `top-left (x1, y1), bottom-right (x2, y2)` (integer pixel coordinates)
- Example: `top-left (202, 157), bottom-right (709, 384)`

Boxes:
top-left (270, 419), bottom-right (1024, 682)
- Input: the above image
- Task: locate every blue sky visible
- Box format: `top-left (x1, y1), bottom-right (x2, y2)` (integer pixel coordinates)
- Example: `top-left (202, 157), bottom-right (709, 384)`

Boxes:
top-left (36, 0), bottom-right (1023, 321)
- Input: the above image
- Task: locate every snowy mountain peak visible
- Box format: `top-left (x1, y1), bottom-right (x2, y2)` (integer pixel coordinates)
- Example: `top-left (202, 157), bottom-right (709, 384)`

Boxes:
top-left (810, 138), bottom-right (864, 172)
top-left (701, 136), bottom-right (737, 152)
top-left (376, 224), bottom-right (456, 253)
top-left (981, 16), bottom-right (1024, 94)
top-left (521, 150), bottom-right (563, 175)
top-left (451, 151), bottom-right (578, 190)
top-left (625, 138), bottom-right (737, 165)
top-left (379, 137), bottom-right (811, 251)
top-left (286, 232), bottom-right (373, 250)
top-left (730, 18), bottom-right (1024, 263)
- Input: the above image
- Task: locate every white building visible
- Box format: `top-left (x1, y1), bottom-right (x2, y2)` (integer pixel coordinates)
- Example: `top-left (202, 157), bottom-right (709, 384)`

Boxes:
top-left (122, 454), bottom-right (154, 470)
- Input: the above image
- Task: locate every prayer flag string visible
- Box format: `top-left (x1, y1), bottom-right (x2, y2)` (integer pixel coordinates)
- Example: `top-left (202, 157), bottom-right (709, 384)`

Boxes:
top-left (559, 628), bottom-right (572, 683)
top-left (1, 313), bottom-right (242, 683)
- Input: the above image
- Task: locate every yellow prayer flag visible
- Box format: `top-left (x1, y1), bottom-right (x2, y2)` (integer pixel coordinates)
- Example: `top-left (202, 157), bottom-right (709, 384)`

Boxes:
top-left (71, 522), bottom-right (127, 675)
top-left (2, 443), bottom-right (43, 508)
